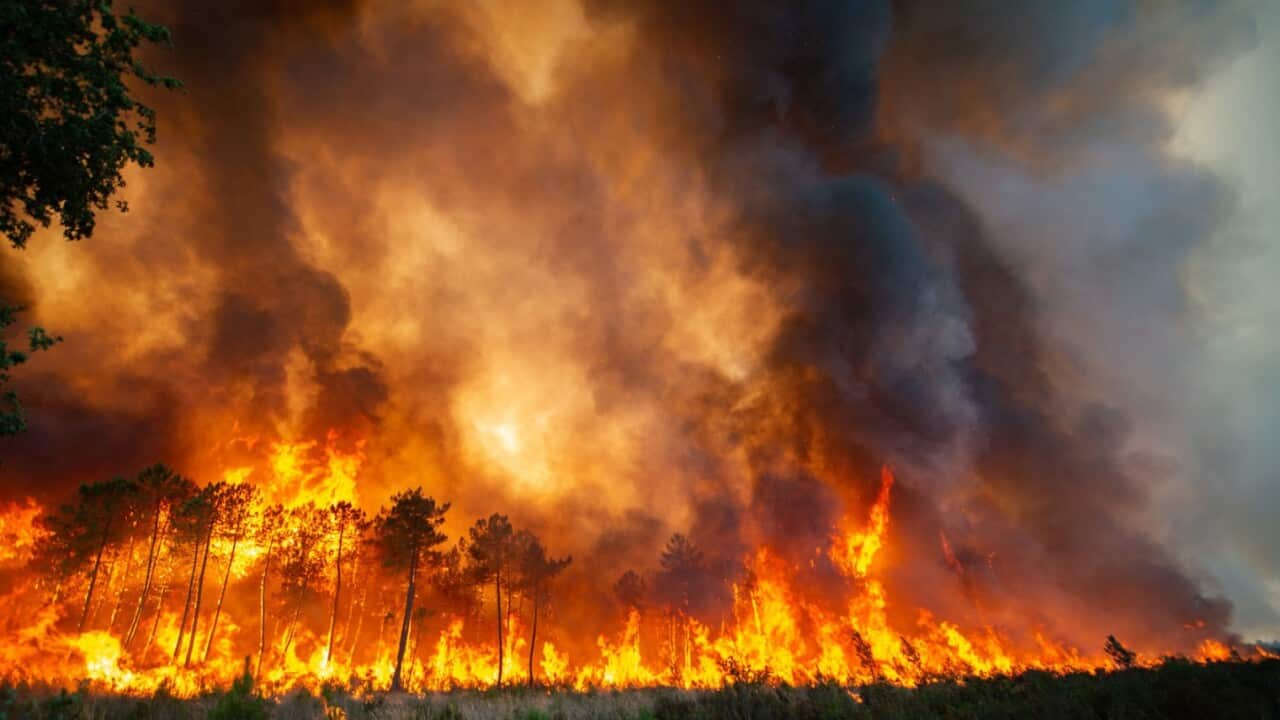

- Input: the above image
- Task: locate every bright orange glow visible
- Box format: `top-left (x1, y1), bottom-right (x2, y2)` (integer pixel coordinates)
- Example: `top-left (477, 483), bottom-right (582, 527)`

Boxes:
top-left (0, 463), bottom-right (1261, 696)
top-left (0, 498), bottom-right (43, 566)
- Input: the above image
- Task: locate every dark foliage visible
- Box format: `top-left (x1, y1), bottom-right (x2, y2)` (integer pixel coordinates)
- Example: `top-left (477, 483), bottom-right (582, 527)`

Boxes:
top-left (0, 0), bottom-right (180, 249)
top-left (3, 658), bottom-right (1278, 719)
top-left (650, 660), bottom-right (1280, 720)
top-left (0, 304), bottom-right (59, 435)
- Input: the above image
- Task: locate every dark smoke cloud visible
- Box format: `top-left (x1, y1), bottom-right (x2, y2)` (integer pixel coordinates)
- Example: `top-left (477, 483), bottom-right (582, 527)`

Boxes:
top-left (580, 0), bottom-right (1249, 649)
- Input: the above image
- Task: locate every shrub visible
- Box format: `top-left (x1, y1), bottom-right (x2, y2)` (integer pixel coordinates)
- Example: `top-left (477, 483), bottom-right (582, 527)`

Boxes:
top-left (207, 660), bottom-right (271, 720)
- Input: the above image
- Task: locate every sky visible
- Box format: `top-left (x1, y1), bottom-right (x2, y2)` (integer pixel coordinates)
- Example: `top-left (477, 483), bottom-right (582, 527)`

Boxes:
top-left (903, 0), bottom-right (1280, 641)
top-left (1175, 0), bottom-right (1280, 640)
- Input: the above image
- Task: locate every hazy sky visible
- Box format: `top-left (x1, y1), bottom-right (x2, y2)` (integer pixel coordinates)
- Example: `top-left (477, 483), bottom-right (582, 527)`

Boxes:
top-left (915, 1), bottom-right (1280, 642)
top-left (1175, 1), bottom-right (1280, 640)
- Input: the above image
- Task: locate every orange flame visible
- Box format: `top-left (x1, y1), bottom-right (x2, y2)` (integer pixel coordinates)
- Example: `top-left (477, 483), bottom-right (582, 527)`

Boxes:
top-left (0, 462), bottom-right (1260, 696)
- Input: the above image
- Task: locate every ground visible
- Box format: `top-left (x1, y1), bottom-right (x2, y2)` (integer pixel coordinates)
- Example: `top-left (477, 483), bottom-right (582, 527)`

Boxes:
top-left (3, 658), bottom-right (1279, 719)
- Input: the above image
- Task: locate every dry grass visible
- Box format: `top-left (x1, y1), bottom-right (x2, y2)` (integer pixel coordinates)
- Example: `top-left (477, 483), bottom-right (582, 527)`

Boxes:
top-left (5, 659), bottom-right (1280, 719)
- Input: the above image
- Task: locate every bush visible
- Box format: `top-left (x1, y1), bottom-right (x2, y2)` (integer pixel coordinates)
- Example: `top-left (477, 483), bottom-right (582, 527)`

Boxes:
top-left (4, 657), bottom-right (1279, 719)
top-left (207, 660), bottom-right (271, 720)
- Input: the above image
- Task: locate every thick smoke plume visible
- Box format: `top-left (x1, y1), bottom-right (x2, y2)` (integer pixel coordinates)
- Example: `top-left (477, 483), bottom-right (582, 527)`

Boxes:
top-left (0, 0), bottom-right (1261, 663)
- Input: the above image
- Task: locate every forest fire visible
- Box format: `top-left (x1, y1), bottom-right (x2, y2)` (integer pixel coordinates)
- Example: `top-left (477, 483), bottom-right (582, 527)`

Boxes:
top-left (0, 454), bottom-right (1255, 696)
top-left (0, 0), bottom-right (1272, 708)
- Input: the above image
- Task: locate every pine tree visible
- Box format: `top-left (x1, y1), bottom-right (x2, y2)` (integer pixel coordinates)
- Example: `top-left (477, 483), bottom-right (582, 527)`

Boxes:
top-left (515, 531), bottom-right (571, 687)
top-left (464, 514), bottom-right (517, 686)
top-left (373, 488), bottom-right (449, 692)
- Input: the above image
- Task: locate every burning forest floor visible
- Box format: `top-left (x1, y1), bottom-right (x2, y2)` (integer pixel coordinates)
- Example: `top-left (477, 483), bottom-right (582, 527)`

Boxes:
top-left (4, 657), bottom-right (1280, 720)
top-left (1, 450), bottom-right (1272, 704)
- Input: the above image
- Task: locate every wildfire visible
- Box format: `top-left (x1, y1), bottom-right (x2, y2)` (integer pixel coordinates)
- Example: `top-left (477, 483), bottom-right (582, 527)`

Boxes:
top-left (0, 498), bottom-right (44, 566)
top-left (0, 456), bottom-right (1262, 697)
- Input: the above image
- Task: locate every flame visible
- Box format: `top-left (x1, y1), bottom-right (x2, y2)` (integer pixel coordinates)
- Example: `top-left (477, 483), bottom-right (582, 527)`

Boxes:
top-left (833, 467), bottom-right (894, 578)
top-left (0, 461), bottom-right (1262, 696)
top-left (0, 498), bottom-right (45, 566)
top-left (260, 433), bottom-right (365, 508)
top-left (1197, 638), bottom-right (1233, 662)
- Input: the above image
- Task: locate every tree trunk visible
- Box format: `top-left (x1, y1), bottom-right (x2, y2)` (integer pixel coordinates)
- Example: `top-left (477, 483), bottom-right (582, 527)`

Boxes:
top-left (324, 522), bottom-right (345, 667)
top-left (172, 527), bottom-right (204, 661)
top-left (144, 581), bottom-right (169, 659)
top-left (125, 503), bottom-right (164, 648)
top-left (345, 580), bottom-right (369, 666)
top-left (390, 549), bottom-right (418, 692)
top-left (184, 520), bottom-right (216, 666)
top-left (278, 591), bottom-right (305, 669)
top-left (528, 585), bottom-right (539, 687)
top-left (89, 547), bottom-right (118, 630)
top-left (107, 533), bottom-right (137, 632)
top-left (202, 528), bottom-right (240, 663)
top-left (255, 537), bottom-right (275, 679)
top-left (495, 565), bottom-right (504, 687)
top-left (374, 604), bottom-right (388, 664)
top-left (76, 514), bottom-right (114, 634)
top-left (409, 608), bottom-right (427, 682)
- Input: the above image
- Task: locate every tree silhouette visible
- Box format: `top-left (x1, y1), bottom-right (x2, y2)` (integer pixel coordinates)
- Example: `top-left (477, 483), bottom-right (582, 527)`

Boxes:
top-left (122, 465), bottom-right (194, 649)
top-left (171, 482), bottom-right (221, 664)
top-left (464, 513), bottom-right (518, 686)
top-left (323, 501), bottom-right (367, 668)
top-left (614, 570), bottom-right (647, 613)
top-left (104, 491), bottom-right (146, 632)
top-left (68, 478), bottom-right (137, 634)
top-left (343, 528), bottom-right (381, 667)
top-left (433, 545), bottom-right (481, 620)
top-left (30, 502), bottom-right (78, 604)
top-left (1105, 634), bottom-right (1137, 669)
top-left (252, 503), bottom-right (285, 678)
top-left (374, 488), bottom-right (449, 692)
top-left (654, 533), bottom-right (707, 679)
top-left (515, 530), bottom-right (571, 687)
top-left (1, 1), bottom-right (179, 249)
top-left (0, 305), bottom-right (59, 435)
top-left (202, 482), bottom-right (257, 663)
top-left (1, 3), bottom-right (178, 429)
top-left (275, 504), bottom-right (326, 668)
top-left (655, 533), bottom-right (704, 615)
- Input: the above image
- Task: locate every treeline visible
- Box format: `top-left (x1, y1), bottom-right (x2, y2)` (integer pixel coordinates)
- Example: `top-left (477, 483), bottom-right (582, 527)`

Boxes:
top-left (29, 466), bottom-right (572, 691)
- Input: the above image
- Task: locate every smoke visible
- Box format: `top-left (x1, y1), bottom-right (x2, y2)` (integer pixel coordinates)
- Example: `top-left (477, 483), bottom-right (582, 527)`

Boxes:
top-left (0, 0), bottom-right (1263, 651)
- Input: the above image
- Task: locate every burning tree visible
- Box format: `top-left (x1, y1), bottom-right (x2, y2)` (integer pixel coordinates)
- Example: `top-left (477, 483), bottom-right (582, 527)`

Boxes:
top-left (323, 501), bottom-right (368, 668)
top-left (274, 504), bottom-right (327, 669)
top-left (463, 514), bottom-right (517, 686)
top-left (515, 530), bottom-right (571, 687)
top-left (171, 481), bottom-right (227, 666)
top-left (253, 503), bottom-right (286, 678)
top-left (373, 488), bottom-right (449, 692)
top-left (614, 570), bottom-right (647, 615)
top-left (202, 482), bottom-right (257, 663)
top-left (654, 533), bottom-right (705, 680)
top-left (433, 546), bottom-right (482, 621)
top-left (34, 477), bottom-right (139, 635)
top-left (122, 466), bottom-right (195, 650)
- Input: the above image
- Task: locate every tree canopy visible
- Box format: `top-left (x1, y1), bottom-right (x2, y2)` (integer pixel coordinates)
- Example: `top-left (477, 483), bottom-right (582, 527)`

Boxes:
top-left (1, 0), bottom-right (180, 249)
top-left (0, 0), bottom-right (178, 435)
